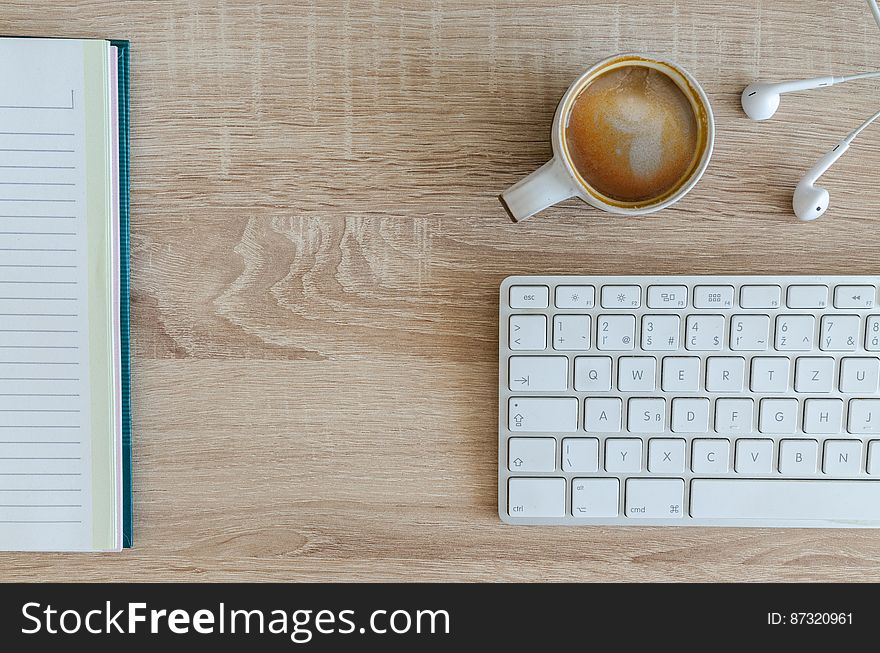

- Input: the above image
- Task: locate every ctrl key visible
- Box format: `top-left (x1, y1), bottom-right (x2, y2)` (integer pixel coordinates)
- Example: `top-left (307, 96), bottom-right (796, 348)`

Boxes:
top-left (507, 478), bottom-right (565, 518)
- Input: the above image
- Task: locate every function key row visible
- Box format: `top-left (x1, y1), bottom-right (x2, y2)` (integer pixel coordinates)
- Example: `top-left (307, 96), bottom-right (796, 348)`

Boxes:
top-left (509, 284), bottom-right (878, 311)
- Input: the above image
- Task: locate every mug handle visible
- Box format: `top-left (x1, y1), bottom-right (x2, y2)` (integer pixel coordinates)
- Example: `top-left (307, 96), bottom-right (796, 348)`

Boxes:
top-left (499, 158), bottom-right (578, 222)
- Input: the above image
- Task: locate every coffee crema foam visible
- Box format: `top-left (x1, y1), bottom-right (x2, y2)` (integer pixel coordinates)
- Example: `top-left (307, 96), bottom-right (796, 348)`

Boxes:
top-left (564, 65), bottom-right (699, 203)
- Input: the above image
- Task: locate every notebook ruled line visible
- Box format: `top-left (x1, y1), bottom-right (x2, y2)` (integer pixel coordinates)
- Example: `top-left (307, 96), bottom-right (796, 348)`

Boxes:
top-left (0, 409), bottom-right (81, 412)
top-left (0, 280), bottom-right (78, 284)
top-left (0, 442), bottom-right (81, 445)
top-left (1, 504), bottom-right (84, 511)
top-left (0, 390), bottom-right (80, 395)
top-left (0, 456), bottom-right (81, 460)
top-left (0, 521), bottom-right (82, 524)
top-left (0, 472), bottom-right (81, 475)
top-left (0, 167), bottom-right (75, 171)
top-left (0, 346), bottom-right (80, 349)
top-left (0, 378), bottom-right (80, 381)
top-left (0, 425), bottom-right (80, 428)
top-left (0, 182), bottom-right (76, 186)
top-left (0, 489), bottom-right (82, 492)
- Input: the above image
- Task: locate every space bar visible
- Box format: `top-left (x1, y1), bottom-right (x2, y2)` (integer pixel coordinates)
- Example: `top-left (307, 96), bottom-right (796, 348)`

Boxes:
top-left (690, 479), bottom-right (880, 522)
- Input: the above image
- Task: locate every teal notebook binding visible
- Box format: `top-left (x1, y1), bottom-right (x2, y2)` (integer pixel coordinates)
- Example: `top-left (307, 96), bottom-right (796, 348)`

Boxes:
top-left (112, 40), bottom-right (133, 548)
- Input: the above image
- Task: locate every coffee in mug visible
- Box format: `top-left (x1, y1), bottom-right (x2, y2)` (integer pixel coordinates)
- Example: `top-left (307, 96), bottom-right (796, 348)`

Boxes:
top-left (501, 54), bottom-right (714, 220)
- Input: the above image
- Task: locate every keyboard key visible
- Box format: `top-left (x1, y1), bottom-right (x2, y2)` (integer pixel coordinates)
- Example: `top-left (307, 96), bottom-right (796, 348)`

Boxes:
top-left (508, 478), bottom-right (565, 518)
top-left (671, 397), bottom-right (709, 432)
top-left (685, 314), bottom-right (724, 350)
top-left (694, 285), bottom-right (734, 309)
top-left (647, 285), bottom-right (687, 309)
top-left (555, 285), bottom-right (594, 309)
top-left (705, 356), bottom-right (745, 392)
top-left (627, 398), bottom-right (666, 433)
top-left (820, 314), bottom-right (860, 351)
top-left (776, 315), bottom-right (815, 350)
top-left (572, 478), bottom-right (619, 517)
top-left (584, 397), bottom-right (622, 432)
top-left (848, 399), bottom-right (880, 434)
top-left (562, 438), bottom-right (599, 473)
top-left (691, 438), bottom-right (730, 473)
top-left (794, 357), bottom-right (835, 393)
top-left (751, 357), bottom-right (790, 393)
top-left (779, 439), bottom-right (819, 474)
top-left (625, 478), bottom-right (684, 518)
top-left (597, 314), bottom-right (636, 350)
top-left (508, 356), bottom-right (568, 392)
top-left (840, 357), bottom-right (880, 393)
top-left (509, 315), bottom-right (546, 350)
top-left (641, 314), bottom-right (680, 350)
top-left (759, 398), bottom-right (798, 434)
top-left (509, 285), bottom-right (549, 309)
top-left (605, 438), bottom-right (641, 472)
top-left (834, 285), bottom-right (876, 309)
top-left (803, 398), bottom-right (843, 433)
top-left (690, 479), bottom-right (880, 520)
top-left (787, 285), bottom-right (828, 309)
top-left (617, 357), bottom-right (656, 392)
top-left (601, 285), bottom-right (640, 309)
top-left (508, 437), bottom-right (556, 472)
top-left (823, 440), bottom-right (861, 475)
top-left (662, 356), bottom-right (700, 392)
top-left (508, 397), bottom-right (578, 432)
top-left (573, 356), bottom-right (612, 392)
top-left (715, 398), bottom-right (754, 433)
top-left (868, 316), bottom-right (880, 350)
top-left (740, 285), bottom-right (782, 309)
top-left (730, 314), bottom-right (770, 351)
top-left (735, 438), bottom-right (774, 473)
top-left (868, 441), bottom-right (880, 475)
top-left (553, 314), bottom-right (590, 351)
top-left (648, 438), bottom-right (686, 473)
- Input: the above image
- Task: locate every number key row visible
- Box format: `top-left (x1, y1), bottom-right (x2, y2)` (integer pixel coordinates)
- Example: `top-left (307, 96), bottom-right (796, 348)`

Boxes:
top-left (509, 314), bottom-right (880, 352)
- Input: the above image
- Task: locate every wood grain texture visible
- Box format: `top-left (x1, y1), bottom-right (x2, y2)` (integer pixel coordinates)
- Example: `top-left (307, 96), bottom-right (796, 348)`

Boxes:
top-left (2, 0), bottom-right (880, 581)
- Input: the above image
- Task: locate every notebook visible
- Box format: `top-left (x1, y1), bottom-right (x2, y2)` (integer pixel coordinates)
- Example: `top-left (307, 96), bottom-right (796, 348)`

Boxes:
top-left (0, 37), bottom-right (131, 551)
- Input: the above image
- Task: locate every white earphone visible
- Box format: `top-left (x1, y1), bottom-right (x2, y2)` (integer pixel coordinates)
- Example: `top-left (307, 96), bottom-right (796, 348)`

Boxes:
top-left (741, 73), bottom-right (879, 121)
top-left (792, 110), bottom-right (880, 221)
top-left (741, 1), bottom-right (880, 220)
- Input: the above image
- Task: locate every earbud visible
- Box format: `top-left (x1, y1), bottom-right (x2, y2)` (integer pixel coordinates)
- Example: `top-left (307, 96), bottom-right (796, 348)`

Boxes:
top-left (741, 76), bottom-right (836, 121)
top-left (791, 107), bottom-right (880, 221)
top-left (792, 141), bottom-right (849, 221)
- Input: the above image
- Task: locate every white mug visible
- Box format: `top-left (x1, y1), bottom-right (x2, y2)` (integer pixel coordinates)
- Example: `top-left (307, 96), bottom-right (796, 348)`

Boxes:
top-left (500, 53), bottom-right (715, 221)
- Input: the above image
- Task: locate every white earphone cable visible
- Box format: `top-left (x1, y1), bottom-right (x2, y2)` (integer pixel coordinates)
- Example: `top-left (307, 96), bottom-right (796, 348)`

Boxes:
top-left (845, 108), bottom-right (880, 142)
top-left (837, 71), bottom-right (880, 82)
top-left (870, 0), bottom-right (880, 31)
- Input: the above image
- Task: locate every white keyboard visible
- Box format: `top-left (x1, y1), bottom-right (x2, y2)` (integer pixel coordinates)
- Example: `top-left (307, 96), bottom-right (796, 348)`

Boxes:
top-left (498, 275), bottom-right (880, 527)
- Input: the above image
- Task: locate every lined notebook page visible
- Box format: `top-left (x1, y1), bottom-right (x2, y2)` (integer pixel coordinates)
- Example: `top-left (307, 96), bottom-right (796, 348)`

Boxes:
top-left (0, 38), bottom-right (115, 551)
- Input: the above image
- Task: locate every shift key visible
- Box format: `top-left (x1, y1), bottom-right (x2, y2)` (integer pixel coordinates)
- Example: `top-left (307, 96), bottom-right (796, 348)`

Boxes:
top-left (508, 397), bottom-right (578, 432)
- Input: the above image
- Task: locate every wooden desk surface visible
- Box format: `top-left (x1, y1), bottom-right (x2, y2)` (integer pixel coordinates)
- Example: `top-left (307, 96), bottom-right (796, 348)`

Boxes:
top-left (3, 0), bottom-right (880, 581)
